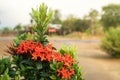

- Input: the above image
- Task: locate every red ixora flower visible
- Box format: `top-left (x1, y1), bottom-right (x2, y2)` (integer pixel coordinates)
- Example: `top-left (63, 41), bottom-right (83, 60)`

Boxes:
top-left (53, 53), bottom-right (63, 62)
top-left (62, 54), bottom-right (75, 67)
top-left (57, 67), bottom-right (75, 79)
top-left (16, 40), bottom-right (36, 54)
top-left (31, 43), bottom-right (56, 61)
top-left (32, 46), bottom-right (46, 61)
top-left (15, 40), bottom-right (56, 62)
top-left (15, 40), bottom-right (76, 62)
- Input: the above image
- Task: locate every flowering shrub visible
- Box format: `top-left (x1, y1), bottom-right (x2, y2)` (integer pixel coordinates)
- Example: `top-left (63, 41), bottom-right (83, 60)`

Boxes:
top-left (10, 40), bottom-right (79, 79)
top-left (0, 3), bottom-right (84, 80)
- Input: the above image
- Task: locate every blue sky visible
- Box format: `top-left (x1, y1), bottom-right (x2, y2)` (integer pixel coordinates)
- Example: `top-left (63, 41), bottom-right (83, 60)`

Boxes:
top-left (0, 0), bottom-right (120, 29)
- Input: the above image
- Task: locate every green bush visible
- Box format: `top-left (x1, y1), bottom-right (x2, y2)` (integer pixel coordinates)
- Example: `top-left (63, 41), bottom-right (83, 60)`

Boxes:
top-left (101, 28), bottom-right (120, 57)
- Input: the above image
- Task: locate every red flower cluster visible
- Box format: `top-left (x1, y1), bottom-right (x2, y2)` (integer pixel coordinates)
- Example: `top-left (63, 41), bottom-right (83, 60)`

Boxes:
top-left (57, 68), bottom-right (74, 79)
top-left (16, 40), bottom-right (75, 64)
top-left (16, 40), bottom-right (54, 61)
top-left (16, 40), bottom-right (35, 54)
top-left (15, 40), bottom-right (76, 79)
top-left (63, 54), bottom-right (75, 66)
top-left (54, 53), bottom-right (75, 67)
top-left (32, 43), bottom-right (54, 61)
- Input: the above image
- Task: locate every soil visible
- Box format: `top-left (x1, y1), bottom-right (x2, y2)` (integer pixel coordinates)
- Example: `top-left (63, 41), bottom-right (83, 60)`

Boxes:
top-left (0, 37), bottom-right (120, 80)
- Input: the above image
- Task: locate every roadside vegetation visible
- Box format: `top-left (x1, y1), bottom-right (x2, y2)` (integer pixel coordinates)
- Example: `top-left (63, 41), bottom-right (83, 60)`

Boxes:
top-left (0, 4), bottom-right (120, 38)
top-left (101, 28), bottom-right (120, 57)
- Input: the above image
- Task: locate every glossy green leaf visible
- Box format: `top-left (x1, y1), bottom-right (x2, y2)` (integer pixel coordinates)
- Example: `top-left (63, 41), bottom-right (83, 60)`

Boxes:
top-left (36, 62), bottom-right (42, 70)
top-left (50, 75), bottom-right (57, 80)
top-left (50, 64), bottom-right (56, 70)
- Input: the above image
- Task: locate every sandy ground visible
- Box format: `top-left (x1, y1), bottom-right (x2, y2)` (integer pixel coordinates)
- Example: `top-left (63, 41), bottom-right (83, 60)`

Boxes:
top-left (0, 37), bottom-right (120, 80)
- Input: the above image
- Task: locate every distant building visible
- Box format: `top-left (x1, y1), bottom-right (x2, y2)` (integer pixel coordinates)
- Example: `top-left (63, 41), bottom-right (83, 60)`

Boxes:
top-left (47, 24), bottom-right (62, 35)
top-left (23, 24), bottom-right (62, 35)
top-left (24, 25), bottom-right (32, 33)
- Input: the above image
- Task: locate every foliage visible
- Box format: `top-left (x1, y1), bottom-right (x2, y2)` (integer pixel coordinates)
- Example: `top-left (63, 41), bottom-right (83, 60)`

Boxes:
top-left (1, 27), bottom-right (12, 34)
top-left (14, 24), bottom-right (23, 33)
top-left (0, 57), bottom-right (11, 76)
top-left (30, 3), bottom-right (53, 46)
top-left (5, 37), bottom-right (84, 80)
top-left (13, 33), bottom-right (36, 46)
top-left (0, 68), bottom-right (10, 80)
top-left (58, 45), bottom-right (77, 60)
top-left (87, 9), bottom-right (100, 35)
top-left (61, 45), bottom-right (83, 80)
top-left (61, 15), bottom-right (90, 35)
top-left (101, 4), bottom-right (120, 30)
top-left (51, 10), bottom-right (62, 24)
top-left (73, 19), bottom-right (90, 32)
top-left (8, 40), bottom-right (83, 80)
top-left (0, 3), bottom-right (84, 80)
top-left (101, 28), bottom-right (120, 57)
top-left (0, 57), bottom-right (20, 80)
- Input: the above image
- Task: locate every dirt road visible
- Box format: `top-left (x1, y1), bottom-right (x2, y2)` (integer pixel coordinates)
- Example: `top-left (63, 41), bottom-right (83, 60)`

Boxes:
top-left (0, 37), bottom-right (120, 80)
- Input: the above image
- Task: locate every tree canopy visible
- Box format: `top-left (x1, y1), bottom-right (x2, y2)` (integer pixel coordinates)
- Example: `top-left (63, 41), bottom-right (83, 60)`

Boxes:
top-left (61, 15), bottom-right (90, 35)
top-left (87, 9), bottom-right (100, 35)
top-left (51, 10), bottom-right (61, 24)
top-left (101, 4), bottom-right (120, 30)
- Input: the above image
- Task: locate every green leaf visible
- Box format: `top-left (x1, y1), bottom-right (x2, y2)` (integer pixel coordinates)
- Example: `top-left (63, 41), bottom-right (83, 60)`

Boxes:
top-left (0, 64), bottom-right (5, 74)
top-left (50, 64), bottom-right (56, 70)
top-left (1, 68), bottom-right (10, 80)
top-left (40, 77), bottom-right (44, 80)
top-left (26, 66), bottom-right (34, 70)
top-left (20, 64), bottom-right (25, 71)
top-left (0, 57), bottom-right (12, 74)
top-left (50, 75), bottom-right (57, 80)
top-left (36, 62), bottom-right (42, 70)
top-left (9, 70), bottom-right (16, 77)
top-left (30, 3), bottom-right (53, 45)
top-left (40, 72), bottom-right (50, 77)
top-left (56, 62), bottom-right (63, 69)
top-left (15, 74), bottom-right (20, 80)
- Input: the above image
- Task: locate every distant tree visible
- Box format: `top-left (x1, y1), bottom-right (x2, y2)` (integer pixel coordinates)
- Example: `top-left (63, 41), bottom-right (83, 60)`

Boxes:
top-left (51, 10), bottom-right (62, 24)
top-left (101, 4), bottom-right (120, 30)
top-left (73, 19), bottom-right (90, 32)
top-left (61, 15), bottom-right (76, 35)
top-left (14, 24), bottom-right (22, 33)
top-left (61, 15), bottom-right (90, 35)
top-left (2, 27), bottom-right (11, 34)
top-left (87, 9), bottom-right (100, 35)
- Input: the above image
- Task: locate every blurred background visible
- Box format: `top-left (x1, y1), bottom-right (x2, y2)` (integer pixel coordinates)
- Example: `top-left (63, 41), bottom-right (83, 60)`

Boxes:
top-left (0, 0), bottom-right (120, 80)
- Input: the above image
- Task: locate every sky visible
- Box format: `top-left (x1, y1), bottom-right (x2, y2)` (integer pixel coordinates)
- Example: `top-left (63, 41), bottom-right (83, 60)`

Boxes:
top-left (0, 0), bottom-right (120, 29)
